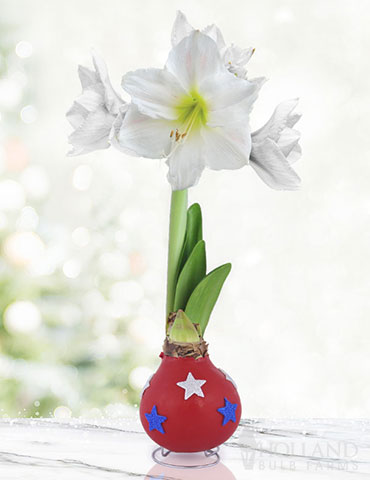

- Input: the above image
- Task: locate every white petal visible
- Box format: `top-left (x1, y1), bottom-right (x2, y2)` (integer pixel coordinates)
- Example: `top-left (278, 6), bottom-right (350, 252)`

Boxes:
top-left (171, 11), bottom-right (194, 46)
top-left (92, 50), bottom-right (123, 114)
top-left (202, 24), bottom-right (226, 50)
top-left (223, 44), bottom-right (254, 77)
top-left (250, 138), bottom-right (301, 190)
top-left (91, 50), bottom-right (109, 84)
top-left (207, 80), bottom-right (261, 128)
top-left (278, 127), bottom-right (301, 159)
top-left (78, 65), bottom-right (97, 88)
top-left (116, 104), bottom-right (172, 158)
top-left (167, 133), bottom-right (204, 190)
top-left (166, 31), bottom-right (222, 91)
top-left (223, 44), bottom-right (254, 68)
top-left (66, 101), bottom-right (87, 129)
top-left (286, 112), bottom-right (301, 129)
top-left (68, 112), bottom-right (115, 156)
top-left (249, 76), bottom-right (267, 90)
top-left (286, 143), bottom-right (302, 164)
top-left (201, 73), bottom-right (258, 113)
top-left (73, 87), bottom-right (104, 113)
top-left (68, 137), bottom-right (110, 156)
top-left (68, 109), bottom-right (114, 150)
top-left (110, 104), bottom-right (129, 152)
top-left (202, 123), bottom-right (251, 170)
top-left (247, 77), bottom-right (267, 114)
top-left (252, 98), bottom-right (300, 144)
top-left (122, 68), bottom-right (185, 120)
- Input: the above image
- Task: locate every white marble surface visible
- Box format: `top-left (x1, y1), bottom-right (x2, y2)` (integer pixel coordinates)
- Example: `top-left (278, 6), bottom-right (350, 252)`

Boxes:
top-left (0, 417), bottom-right (369, 479)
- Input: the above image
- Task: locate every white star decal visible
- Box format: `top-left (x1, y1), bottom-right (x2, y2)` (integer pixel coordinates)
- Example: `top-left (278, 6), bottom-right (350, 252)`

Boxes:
top-left (140, 373), bottom-right (154, 398)
top-left (176, 372), bottom-right (206, 400)
top-left (219, 368), bottom-right (238, 389)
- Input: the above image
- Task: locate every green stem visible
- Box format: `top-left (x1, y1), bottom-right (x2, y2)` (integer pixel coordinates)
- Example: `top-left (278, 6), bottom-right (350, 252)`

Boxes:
top-left (166, 189), bottom-right (188, 325)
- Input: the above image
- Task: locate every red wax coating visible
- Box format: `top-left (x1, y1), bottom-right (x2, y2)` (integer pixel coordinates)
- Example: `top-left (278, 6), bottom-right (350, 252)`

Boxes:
top-left (140, 354), bottom-right (242, 452)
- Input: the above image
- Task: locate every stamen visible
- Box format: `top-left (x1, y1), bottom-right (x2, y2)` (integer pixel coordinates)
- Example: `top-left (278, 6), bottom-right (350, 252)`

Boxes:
top-left (170, 130), bottom-right (174, 138)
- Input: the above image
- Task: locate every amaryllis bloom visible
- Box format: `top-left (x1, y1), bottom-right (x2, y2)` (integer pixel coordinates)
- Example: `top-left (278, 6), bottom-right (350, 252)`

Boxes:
top-left (250, 99), bottom-right (302, 190)
top-left (171, 11), bottom-right (256, 80)
top-left (116, 31), bottom-right (260, 190)
top-left (67, 52), bottom-right (125, 156)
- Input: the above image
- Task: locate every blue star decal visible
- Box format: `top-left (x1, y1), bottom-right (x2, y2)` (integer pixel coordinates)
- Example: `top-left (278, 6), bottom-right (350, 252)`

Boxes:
top-left (145, 405), bottom-right (167, 434)
top-left (217, 397), bottom-right (237, 426)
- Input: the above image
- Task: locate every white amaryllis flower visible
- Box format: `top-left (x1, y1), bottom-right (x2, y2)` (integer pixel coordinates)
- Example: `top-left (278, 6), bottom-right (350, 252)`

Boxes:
top-left (250, 99), bottom-right (302, 190)
top-left (116, 31), bottom-right (260, 191)
top-left (171, 10), bottom-right (256, 80)
top-left (66, 51), bottom-right (125, 156)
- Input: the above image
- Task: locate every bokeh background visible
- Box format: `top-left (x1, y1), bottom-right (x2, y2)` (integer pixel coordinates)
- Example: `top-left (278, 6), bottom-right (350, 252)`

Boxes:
top-left (0, 0), bottom-right (369, 419)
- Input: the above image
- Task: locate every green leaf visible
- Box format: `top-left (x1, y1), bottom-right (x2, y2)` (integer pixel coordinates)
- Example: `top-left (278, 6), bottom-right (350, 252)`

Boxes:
top-left (169, 310), bottom-right (201, 343)
top-left (178, 203), bottom-right (203, 275)
top-left (174, 240), bottom-right (206, 311)
top-left (185, 263), bottom-right (232, 335)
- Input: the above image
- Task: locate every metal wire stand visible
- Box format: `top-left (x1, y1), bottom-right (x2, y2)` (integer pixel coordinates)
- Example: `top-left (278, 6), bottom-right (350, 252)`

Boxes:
top-left (152, 446), bottom-right (220, 469)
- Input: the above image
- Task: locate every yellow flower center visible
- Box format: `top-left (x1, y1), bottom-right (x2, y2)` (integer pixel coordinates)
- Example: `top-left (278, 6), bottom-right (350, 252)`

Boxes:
top-left (173, 89), bottom-right (208, 138)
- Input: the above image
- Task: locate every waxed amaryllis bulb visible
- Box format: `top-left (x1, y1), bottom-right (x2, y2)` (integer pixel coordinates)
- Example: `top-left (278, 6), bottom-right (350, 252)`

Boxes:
top-left (140, 353), bottom-right (241, 452)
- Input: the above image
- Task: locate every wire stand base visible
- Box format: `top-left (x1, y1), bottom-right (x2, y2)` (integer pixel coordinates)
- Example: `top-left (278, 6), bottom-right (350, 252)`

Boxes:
top-left (152, 446), bottom-right (220, 469)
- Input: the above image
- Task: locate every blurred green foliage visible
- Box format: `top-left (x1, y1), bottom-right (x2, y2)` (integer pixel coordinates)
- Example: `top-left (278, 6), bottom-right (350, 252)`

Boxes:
top-left (0, 21), bottom-right (155, 418)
